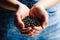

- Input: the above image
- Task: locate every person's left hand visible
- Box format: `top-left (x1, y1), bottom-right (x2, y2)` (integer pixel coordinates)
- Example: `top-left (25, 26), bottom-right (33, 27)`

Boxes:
top-left (23, 5), bottom-right (48, 36)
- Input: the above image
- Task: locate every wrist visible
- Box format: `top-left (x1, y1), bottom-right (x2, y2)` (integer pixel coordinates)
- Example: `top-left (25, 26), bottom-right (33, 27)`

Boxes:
top-left (33, 3), bottom-right (45, 11)
top-left (34, 4), bottom-right (43, 9)
top-left (34, 1), bottom-right (46, 9)
top-left (33, 2), bottom-right (48, 16)
top-left (16, 1), bottom-right (23, 11)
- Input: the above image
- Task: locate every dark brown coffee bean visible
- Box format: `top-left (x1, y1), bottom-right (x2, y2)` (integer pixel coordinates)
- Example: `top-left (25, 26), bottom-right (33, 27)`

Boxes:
top-left (22, 15), bottom-right (41, 28)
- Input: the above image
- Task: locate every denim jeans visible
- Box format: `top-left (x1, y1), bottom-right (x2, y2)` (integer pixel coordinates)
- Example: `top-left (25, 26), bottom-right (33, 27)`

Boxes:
top-left (0, 1), bottom-right (60, 40)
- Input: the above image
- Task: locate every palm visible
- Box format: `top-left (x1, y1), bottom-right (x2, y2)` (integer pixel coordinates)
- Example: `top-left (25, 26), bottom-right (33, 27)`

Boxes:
top-left (30, 6), bottom-right (48, 29)
top-left (14, 4), bottom-right (31, 33)
top-left (16, 4), bottom-right (30, 19)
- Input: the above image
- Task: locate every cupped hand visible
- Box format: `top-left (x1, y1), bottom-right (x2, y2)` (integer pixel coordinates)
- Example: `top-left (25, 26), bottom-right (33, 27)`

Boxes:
top-left (25, 5), bottom-right (48, 36)
top-left (14, 3), bottom-right (32, 35)
top-left (30, 6), bottom-right (48, 28)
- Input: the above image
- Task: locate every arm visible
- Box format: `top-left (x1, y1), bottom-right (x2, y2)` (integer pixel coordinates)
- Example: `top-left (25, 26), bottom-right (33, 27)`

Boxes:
top-left (0, 0), bottom-right (22, 11)
top-left (35, 0), bottom-right (60, 9)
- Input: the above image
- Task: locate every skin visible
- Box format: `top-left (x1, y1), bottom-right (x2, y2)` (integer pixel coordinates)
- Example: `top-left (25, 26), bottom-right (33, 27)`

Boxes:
top-left (0, 0), bottom-right (60, 37)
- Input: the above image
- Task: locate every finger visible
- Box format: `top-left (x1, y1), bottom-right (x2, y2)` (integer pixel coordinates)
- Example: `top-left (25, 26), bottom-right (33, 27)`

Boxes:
top-left (20, 27), bottom-right (32, 32)
top-left (14, 14), bottom-right (24, 29)
top-left (33, 30), bottom-right (40, 35)
top-left (41, 21), bottom-right (48, 29)
top-left (16, 14), bottom-right (25, 28)
top-left (21, 29), bottom-right (33, 34)
top-left (27, 29), bottom-right (35, 36)
top-left (42, 12), bottom-right (48, 29)
top-left (32, 26), bottom-right (43, 35)
top-left (41, 13), bottom-right (48, 29)
top-left (21, 29), bottom-right (35, 36)
top-left (32, 26), bottom-right (42, 31)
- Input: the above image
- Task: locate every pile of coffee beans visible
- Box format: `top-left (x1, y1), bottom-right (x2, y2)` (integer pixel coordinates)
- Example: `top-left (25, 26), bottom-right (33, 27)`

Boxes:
top-left (22, 16), bottom-right (41, 28)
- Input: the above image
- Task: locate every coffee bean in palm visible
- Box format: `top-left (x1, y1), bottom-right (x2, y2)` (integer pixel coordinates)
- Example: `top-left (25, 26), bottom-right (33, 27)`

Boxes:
top-left (22, 16), bottom-right (41, 28)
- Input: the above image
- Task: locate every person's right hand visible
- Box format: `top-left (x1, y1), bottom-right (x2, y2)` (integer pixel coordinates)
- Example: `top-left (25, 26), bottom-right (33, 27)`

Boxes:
top-left (14, 3), bottom-right (32, 35)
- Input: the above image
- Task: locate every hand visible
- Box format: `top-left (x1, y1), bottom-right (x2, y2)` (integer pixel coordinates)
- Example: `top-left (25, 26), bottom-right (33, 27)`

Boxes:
top-left (14, 3), bottom-right (32, 35)
top-left (26, 5), bottom-right (48, 36)
top-left (30, 6), bottom-right (48, 28)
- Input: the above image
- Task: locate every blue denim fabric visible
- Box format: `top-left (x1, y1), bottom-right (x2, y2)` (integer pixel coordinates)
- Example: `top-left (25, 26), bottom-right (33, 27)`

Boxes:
top-left (0, 0), bottom-right (60, 40)
top-left (18, 0), bottom-right (38, 8)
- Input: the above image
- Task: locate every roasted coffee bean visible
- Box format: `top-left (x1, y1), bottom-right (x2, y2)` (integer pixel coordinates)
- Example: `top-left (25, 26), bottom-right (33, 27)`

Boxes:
top-left (22, 16), bottom-right (41, 28)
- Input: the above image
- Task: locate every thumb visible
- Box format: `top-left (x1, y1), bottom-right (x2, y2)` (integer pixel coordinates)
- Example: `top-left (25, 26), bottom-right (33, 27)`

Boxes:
top-left (14, 14), bottom-right (25, 29)
top-left (41, 9), bottom-right (48, 29)
top-left (41, 21), bottom-right (48, 29)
